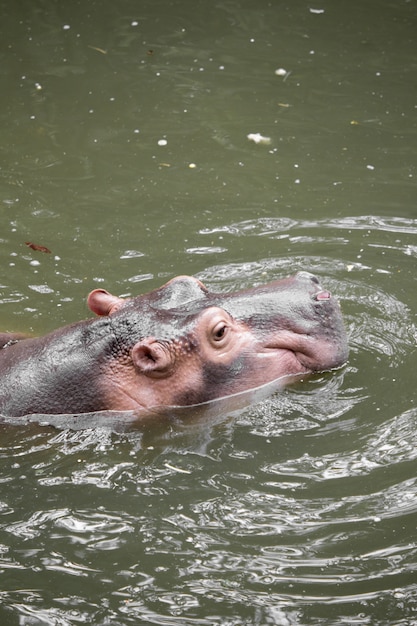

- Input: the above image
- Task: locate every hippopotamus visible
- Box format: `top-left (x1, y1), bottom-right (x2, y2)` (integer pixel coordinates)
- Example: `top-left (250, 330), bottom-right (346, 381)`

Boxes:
top-left (0, 272), bottom-right (348, 418)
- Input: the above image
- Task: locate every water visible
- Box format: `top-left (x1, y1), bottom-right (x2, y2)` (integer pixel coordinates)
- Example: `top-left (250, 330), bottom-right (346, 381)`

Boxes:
top-left (1, 0), bottom-right (417, 623)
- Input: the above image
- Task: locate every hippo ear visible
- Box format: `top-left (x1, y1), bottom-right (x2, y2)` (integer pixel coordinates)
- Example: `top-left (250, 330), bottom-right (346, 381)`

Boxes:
top-left (87, 289), bottom-right (125, 316)
top-left (131, 339), bottom-right (173, 377)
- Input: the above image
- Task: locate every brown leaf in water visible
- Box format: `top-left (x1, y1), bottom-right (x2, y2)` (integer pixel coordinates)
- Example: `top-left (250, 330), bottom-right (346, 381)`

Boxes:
top-left (25, 242), bottom-right (52, 254)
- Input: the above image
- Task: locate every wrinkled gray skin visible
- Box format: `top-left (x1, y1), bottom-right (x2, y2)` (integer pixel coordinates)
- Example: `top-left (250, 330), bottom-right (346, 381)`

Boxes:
top-left (0, 272), bottom-right (348, 418)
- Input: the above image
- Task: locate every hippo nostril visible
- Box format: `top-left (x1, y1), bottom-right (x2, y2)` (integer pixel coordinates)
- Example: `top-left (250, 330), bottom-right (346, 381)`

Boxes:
top-left (314, 290), bottom-right (331, 301)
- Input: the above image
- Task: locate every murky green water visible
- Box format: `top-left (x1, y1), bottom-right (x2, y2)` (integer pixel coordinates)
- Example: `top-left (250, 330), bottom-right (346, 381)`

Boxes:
top-left (1, 0), bottom-right (417, 624)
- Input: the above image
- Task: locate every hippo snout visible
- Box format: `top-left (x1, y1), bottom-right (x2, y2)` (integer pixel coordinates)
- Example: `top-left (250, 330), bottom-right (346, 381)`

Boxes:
top-left (294, 271), bottom-right (333, 302)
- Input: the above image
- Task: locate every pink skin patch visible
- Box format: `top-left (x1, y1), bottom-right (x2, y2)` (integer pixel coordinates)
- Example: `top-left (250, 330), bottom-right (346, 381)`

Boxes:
top-left (315, 290), bottom-right (331, 300)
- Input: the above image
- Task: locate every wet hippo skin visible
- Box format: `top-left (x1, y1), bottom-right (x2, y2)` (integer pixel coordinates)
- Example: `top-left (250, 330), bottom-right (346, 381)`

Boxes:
top-left (0, 273), bottom-right (348, 418)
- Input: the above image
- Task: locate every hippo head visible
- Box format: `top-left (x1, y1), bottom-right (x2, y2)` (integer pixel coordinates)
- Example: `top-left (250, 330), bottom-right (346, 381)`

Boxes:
top-left (87, 272), bottom-right (348, 411)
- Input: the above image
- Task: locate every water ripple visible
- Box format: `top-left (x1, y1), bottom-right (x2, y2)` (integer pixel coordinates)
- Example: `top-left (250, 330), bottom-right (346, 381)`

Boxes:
top-left (1, 214), bottom-right (417, 624)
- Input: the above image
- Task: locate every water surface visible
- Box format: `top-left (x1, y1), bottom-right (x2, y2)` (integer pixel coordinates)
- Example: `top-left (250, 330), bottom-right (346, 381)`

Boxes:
top-left (1, 0), bottom-right (417, 624)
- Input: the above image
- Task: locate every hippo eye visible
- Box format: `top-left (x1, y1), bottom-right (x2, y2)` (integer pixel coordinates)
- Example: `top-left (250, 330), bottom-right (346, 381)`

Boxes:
top-left (212, 322), bottom-right (228, 342)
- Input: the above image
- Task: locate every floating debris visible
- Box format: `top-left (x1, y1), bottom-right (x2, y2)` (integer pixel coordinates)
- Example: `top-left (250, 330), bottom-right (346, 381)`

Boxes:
top-left (25, 242), bottom-right (51, 254)
top-left (247, 133), bottom-right (271, 145)
top-left (88, 45), bottom-right (107, 55)
top-left (274, 67), bottom-right (291, 81)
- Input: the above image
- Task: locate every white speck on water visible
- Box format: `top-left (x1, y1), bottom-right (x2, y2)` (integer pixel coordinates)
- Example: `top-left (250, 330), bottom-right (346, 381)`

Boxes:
top-left (247, 133), bottom-right (271, 145)
top-left (309, 8), bottom-right (325, 14)
top-left (366, 164), bottom-right (375, 170)
top-left (158, 139), bottom-right (167, 146)
top-left (275, 68), bottom-right (291, 81)
top-left (62, 24), bottom-right (71, 30)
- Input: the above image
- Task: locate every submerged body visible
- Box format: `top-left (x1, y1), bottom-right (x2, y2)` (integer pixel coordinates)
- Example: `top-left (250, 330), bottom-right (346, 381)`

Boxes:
top-left (0, 272), bottom-right (348, 418)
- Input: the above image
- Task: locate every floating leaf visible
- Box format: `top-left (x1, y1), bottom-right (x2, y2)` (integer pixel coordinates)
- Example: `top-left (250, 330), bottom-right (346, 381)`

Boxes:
top-left (25, 242), bottom-right (52, 254)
